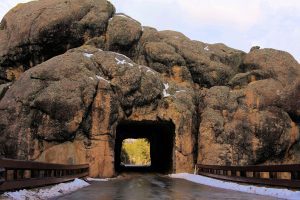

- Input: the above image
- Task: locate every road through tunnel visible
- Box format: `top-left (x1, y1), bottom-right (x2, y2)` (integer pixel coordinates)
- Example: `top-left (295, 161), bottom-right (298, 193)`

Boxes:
top-left (114, 120), bottom-right (175, 174)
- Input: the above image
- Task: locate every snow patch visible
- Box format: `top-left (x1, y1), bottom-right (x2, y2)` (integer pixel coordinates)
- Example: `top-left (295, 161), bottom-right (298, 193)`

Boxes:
top-left (170, 173), bottom-right (300, 200)
top-left (108, 13), bottom-right (136, 22)
top-left (164, 83), bottom-right (169, 90)
top-left (115, 57), bottom-right (134, 67)
top-left (204, 46), bottom-right (210, 51)
top-left (139, 66), bottom-right (156, 74)
top-left (163, 83), bottom-right (171, 98)
top-left (162, 83), bottom-right (185, 98)
top-left (115, 14), bottom-right (136, 22)
top-left (116, 14), bottom-right (130, 19)
top-left (114, 52), bottom-right (131, 60)
top-left (147, 69), bottom-right (155, 74)
top-left (83, 53), bottom-right (93, 58)
top-left (145, 66), bottom-right (155, 73)
top-left (2, 179), bottom-right (89, 200)
top-left (96, 75), bottom-right (110, 83)
top-left (143, 66), bottom-right (155, 74)
top-left (86, 177), bottom-right (109, 182)
top-left (115, 57), bottom-right (126, 65)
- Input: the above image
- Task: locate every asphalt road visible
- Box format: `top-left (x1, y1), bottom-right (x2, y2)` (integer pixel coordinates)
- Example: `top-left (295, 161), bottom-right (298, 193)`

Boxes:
top-left (56, 174), bottom-right (279, 200)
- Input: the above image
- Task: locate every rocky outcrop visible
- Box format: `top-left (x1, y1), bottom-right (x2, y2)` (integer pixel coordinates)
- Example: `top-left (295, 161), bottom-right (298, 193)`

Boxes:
top-left (0, 0), bottom-right (299, 177)
top-left (0, 46), bottom-right (197, 176)
top-left (0, 0), bottom-right (115, 82)
top-left (198, 49), bottom-right (300, 165)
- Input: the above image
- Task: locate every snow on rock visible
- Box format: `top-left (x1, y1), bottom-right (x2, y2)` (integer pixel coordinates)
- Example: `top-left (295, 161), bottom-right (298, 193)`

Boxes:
top-left (139, 65), bottom-right (156, 74)
top-left (145, 66), bottom-right (156, 74)
top-left (115, 57), bottom-right (134, 66)
top-left (164, 83), bottom-right (169, 90)
top-left (115, 14), bottom-right (129, 19)
top-left (115, 14), bottom-right (136, 22)
top-left (115, 57), bottom-right (126, 65)
top-left (83, 53), bottom-right (93, 58)
top-left (2, 179), bottom-right (89, 200)
top-left (175, 90), bottom-right (186, 93)
top-left (114, 52), bottom-right (131, 60)
top-left (96, 75), bottom-right (110, 83)
top-left (163, 90), bottom-right (171, 98)
top-left (170, 173), bottom-right (300, 200)
top-left (147, 69), bottom-right (155, 74)
top-left (173, 90), bottom-right (186, 98)
top-left (163, 83), bottom-right (171, 98)
top-left (204, 46), bottom-right (209, 51)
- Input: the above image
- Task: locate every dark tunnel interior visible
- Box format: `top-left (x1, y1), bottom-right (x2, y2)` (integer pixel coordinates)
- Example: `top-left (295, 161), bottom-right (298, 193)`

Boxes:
top-left (114, 120), bottom-right (175, 174)
top-left (289, 113), bottom-right (300, 126)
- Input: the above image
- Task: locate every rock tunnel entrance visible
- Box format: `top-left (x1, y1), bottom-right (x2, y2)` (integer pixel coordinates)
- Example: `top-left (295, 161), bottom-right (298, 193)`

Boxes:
top-left (114, 120), bottom-right (175, 174)
top-left (289, 113), bottom-right (300, 127)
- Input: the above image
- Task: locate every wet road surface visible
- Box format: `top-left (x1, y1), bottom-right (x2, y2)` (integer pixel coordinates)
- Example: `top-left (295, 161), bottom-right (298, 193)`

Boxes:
top-left (57, 174), bottom-right (279, 200)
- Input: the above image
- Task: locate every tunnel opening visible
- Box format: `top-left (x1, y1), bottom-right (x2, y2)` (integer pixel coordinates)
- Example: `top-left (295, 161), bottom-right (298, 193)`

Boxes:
top-left (115, 120), bottom-right (175, 174)
top-left (289, 112), bottom-right (300, 127)
top-left (121, 138), bottom-right (151, 166)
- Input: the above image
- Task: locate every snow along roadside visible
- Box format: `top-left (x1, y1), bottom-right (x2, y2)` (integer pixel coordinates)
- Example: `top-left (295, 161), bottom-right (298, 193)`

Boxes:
top-left (169, 173), bottom-right (300, 200)
top-left (86, 177), bottom-right (112, 182)
top-left (2, 178), bottom-right (89, 200)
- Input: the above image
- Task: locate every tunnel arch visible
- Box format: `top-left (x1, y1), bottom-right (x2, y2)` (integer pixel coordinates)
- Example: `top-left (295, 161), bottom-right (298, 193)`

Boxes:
top-left (114, 120), bottom-right (175, 174)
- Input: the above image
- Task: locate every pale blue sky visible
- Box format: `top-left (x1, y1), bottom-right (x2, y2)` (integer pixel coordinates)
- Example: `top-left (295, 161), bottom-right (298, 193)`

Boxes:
top-left (1, 0), bottom-right (300, 62)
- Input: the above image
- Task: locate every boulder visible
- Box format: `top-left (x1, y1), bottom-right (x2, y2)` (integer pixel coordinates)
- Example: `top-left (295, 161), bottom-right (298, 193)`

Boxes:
top-left (0, 0), bottom-right (115, 81)
top-left (198, 86), bottom-right (298, 165)
top-left (198, 49), bottom-right (300, 165)
top-left (144, 42), bottom-right (185, 73)
top-left (106, 14), bottom-right (142, 53)
top-left (134, 29), bottom-right (245, 87)
top-left (0, 46), bottom-right (197, 176)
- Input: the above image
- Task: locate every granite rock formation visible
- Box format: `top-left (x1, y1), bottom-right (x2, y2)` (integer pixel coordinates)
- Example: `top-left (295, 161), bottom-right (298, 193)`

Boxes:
top-left (0, 0), bottom-right (299, 177)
